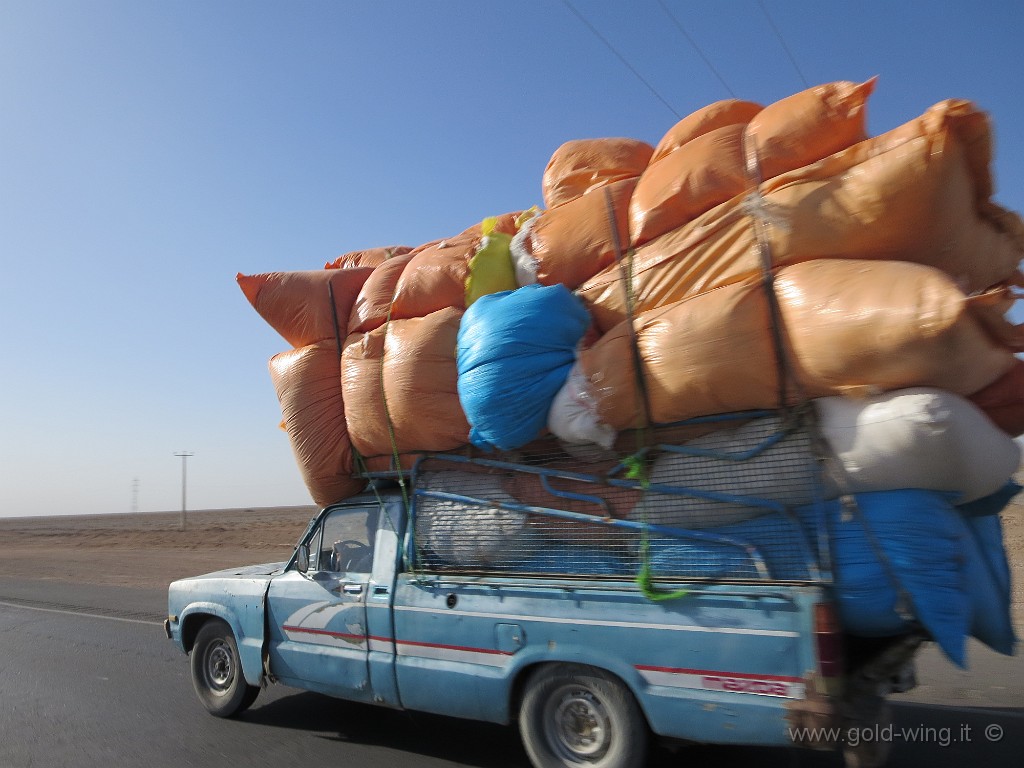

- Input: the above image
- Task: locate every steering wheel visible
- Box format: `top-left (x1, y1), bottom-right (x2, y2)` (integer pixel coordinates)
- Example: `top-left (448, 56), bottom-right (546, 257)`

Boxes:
top-left (330, 539), bottom-right (372, 572)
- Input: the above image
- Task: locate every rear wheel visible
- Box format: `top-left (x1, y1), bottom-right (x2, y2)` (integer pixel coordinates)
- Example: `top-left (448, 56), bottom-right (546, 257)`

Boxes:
top-left (518, 664), bottom-right (648, 768)
top-left (190, 618), bottom-right (259, 717)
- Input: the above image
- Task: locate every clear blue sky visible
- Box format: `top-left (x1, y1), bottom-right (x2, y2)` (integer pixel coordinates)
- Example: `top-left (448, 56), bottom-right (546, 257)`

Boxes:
top-left (2, 0), bottom-right (1022, 517)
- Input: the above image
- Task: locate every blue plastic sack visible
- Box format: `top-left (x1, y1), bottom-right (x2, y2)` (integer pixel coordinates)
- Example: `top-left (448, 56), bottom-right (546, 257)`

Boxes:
top-left (809, 490), bottom-right (970, 667)
top-left (841, 494), bottom-right (968, 664)
top-left (523, 546), bottom-right (629, 576)
top-left (957, 482), bottom-right (1020, 656)
top-left (647, 513), bottom-right (816, 581)
top-left (457, 284), bottom-right (590, 451)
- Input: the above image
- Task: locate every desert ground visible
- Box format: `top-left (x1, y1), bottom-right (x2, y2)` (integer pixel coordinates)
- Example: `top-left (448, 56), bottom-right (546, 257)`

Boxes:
top-left (0, 504), bottom-right (317, 589)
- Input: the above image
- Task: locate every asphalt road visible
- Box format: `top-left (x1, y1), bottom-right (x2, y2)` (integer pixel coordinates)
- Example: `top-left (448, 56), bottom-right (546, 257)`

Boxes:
top-left (0, 577), bottom-right (1020, 768)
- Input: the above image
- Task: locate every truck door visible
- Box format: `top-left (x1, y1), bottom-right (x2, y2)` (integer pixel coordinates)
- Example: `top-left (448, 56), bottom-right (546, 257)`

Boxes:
top-left (265, 503), bottom-right (380, 701)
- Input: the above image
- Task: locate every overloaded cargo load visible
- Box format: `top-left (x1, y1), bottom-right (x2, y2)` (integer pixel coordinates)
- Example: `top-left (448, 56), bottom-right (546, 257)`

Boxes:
top-left (407, 417), bottom-right (1018, 667)
top-left (237, 78), bottom-right (1023, 665)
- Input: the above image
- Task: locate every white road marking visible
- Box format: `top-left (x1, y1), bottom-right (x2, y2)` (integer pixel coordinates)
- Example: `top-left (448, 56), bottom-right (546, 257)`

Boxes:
top-left (0, 599), bottom-right (163, 627)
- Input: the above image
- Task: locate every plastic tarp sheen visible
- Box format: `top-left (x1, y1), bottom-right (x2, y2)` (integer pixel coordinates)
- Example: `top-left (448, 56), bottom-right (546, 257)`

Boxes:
top-left (542, 137), bottom-right (653, 209)
top-left (579, 260), bottom-right (1017, 431)
top-left (347, 251), bottom-right (418, 334)
top-left (268, 341), bottom-right (365, 505)
top-left (812, 490), bottom-right (970, 667)
top-left (630, 79), bottom-right (875, 246)
top-left (511, 177), bottom-right (637, 290)
top-left (547, 361), bottom-right (617, 449)
top-left (578, 99), bottom-right (1024, 333)
top-left (745, 78), bottom-right (876, 181)
top-left (457, 284), bottom-right (591, 451)
top-left (237, 268), bottom-right (374, 349)
top-left (815, 389), bottom-right (1021, 504)
top-left (388, 234), bottom-right (481, 321)
top-left (650, 98), bottom-right (764, 162)
top-left (342, 307), bottom-right (469, 458)
top-left (325, 246), bottom-right (412, 270)
top-left (957, 483), bottom-right (1020, 655)
top-left (629, 124), bottom-right (751, 247)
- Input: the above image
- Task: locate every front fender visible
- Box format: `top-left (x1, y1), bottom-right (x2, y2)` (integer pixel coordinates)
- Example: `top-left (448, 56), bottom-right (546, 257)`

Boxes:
top-left (178, 602), bottom-right (266, 688)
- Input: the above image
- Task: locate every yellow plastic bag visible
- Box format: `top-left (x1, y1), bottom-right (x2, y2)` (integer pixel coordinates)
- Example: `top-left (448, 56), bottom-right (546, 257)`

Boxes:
top-left (464, 211), bottom-right (537, 306)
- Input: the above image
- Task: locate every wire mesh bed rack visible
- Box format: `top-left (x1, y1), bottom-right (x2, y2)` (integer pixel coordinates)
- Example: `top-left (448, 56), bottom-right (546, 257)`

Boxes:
top-left (359, 409), bottom-right (833, 584)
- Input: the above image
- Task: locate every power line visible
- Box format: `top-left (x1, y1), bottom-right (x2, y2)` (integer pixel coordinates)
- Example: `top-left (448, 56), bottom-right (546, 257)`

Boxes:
top-left (561, 0), bottom-right (681, 119)
top-left (757, 0), bottom-right (810, 88)
top-left (656, 0), bottom-right (738, 98)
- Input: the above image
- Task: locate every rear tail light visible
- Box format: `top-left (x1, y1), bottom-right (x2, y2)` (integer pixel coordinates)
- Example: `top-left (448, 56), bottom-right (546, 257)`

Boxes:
top-left (813, 602), bottom-right (843, 678)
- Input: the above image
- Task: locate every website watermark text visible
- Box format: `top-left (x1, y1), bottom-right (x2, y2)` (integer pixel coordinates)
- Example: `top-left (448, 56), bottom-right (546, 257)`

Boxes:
top-left (790, 722), bottom-right (1003, 748)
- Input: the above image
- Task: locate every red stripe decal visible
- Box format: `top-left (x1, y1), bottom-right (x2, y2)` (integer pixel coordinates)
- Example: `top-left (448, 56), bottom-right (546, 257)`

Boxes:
top-left (635, 665), bottom-right (802, 683)
top-left (397, 638), bottom-right (512, 656)
top-left (282, 629), bottom-right (506, 657)
top-left (282, 625), bottom-right (364, 642)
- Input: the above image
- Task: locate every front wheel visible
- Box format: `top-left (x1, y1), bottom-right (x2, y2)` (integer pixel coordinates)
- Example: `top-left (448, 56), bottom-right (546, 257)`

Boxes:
top-left (518, 664), bottom-right (648, 768)
top-left (190, 618), bottom-right (259, 717)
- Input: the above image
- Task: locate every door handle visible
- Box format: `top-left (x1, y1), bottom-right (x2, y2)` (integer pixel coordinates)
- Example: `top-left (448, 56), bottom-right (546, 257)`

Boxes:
top-left (341, 583), bottom-right (363, 595)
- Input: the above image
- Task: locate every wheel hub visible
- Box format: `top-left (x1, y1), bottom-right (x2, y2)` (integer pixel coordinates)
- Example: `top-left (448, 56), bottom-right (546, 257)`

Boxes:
top-left (551, 688), bottom-right (611, 761)
top-left (206, 641), bottom-right (234, 691)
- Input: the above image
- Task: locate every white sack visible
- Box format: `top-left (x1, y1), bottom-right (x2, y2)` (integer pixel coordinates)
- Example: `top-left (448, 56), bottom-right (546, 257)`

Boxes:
top-left (815, 388), bottom-right (1021, 504)
top-left (548, 361), bottom-right (618, 451)
top-left (509, 215), bottom-right (540, 286)
top-left (415, 472), bottom-right (535, 566)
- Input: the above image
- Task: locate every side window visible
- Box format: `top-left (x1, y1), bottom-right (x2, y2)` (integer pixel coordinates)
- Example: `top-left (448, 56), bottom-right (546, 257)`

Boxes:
top-left (317, 505), bottom-right (380, 574)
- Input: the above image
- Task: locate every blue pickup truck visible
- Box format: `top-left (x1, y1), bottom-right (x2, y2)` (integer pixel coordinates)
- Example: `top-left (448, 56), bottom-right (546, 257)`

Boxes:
top-left (166, 414), bottom-right (920, 768)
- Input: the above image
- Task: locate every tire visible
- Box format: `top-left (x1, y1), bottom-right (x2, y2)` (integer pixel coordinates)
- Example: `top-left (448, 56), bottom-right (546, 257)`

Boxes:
top-left (842, 698), bottom-right (893, 768)
top-left (518, 664), bottom-right (648, 768)
top-left (190, 618), bottom-right (260, 718)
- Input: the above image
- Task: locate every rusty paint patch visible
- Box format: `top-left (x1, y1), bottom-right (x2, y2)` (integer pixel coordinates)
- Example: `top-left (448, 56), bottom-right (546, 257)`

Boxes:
top-left (784, 671), bottom-right (841, 749)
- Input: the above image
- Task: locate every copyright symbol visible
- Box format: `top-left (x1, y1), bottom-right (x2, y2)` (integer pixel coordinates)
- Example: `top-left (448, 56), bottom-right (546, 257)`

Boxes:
top-left (985, 724), bottom-right (1003, 742)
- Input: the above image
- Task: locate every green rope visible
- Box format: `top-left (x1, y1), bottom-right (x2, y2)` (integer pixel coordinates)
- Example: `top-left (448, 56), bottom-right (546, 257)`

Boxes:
top-left (602, 189), bottom-right (683, 600)
top-left (625, 455), bottom-right (691, 601)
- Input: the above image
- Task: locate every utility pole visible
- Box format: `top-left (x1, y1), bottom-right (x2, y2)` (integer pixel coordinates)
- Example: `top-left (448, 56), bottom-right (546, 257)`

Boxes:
top-left (174, 451), bottom-right (194, 531)
top-left (132, 477), bottom-right (139, 515)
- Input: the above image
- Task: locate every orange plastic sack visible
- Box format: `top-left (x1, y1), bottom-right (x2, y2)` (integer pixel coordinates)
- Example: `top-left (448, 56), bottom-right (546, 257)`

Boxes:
top-left (650, 99), bottom-right (763, 162)
top-left (456, 210), bottom-right (523, 238)
top-left (628, 124), bottom-right (748, 246)
top-left (512, 177), bottom-right (637, 290)
top-left (579, 99), bottom-right (1024, 333)
top-left (347, 252), bottom-right (417, 334)
top-left (628, 80), bottom-right (874, 247)
top-left (237, 268), bottom-right (374, 349)
top-left (542, 138), bottom-right (653, 209)
top-left (776, 260), bottom-right (1016, 396)
top-left (325, 246), bottom-right (412, 270)
top-left (969, 359), bottom-right (1024, 437)
top-left (347, 215), bottom-right (527, 334)
top-left (389, 234), bottom-right (479, 320)
top-left (579, 260), bottom-right (1016, 431)
top-left (341, 307), bottom-right (470, 457)
top-left (746, 78), bottom-right (875, 180)
top-left (268, 342), bottom-right (365, 505)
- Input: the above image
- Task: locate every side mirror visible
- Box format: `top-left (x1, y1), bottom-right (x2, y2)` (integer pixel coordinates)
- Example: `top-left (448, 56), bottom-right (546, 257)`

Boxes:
top-left (296, 544), bottom-right (310, 574)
